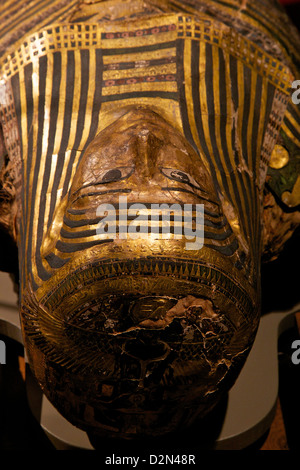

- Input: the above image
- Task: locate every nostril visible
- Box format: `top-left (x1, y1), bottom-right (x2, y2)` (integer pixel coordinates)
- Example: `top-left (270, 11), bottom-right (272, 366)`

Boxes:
top-left (123, 338), bottom-right (170, 362)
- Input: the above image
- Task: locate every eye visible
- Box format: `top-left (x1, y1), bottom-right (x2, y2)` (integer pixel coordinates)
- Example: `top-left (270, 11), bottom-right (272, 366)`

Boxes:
top-left (99, 166), bottom-right (134, 183)
top-left (102, 169), bottom-right (122, 183)
top-left (160, 168), bottom-right (203, 190)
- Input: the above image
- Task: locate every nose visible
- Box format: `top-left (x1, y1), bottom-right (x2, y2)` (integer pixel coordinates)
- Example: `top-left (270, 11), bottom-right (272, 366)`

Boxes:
top-left (134, 128), bottom-right (163, 179)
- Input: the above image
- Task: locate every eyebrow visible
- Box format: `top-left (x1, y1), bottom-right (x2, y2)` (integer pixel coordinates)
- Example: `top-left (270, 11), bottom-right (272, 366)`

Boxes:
top-left (69, 188), bottom-right (132, 204)
top-left (161, 187), bottom-right (219, 206)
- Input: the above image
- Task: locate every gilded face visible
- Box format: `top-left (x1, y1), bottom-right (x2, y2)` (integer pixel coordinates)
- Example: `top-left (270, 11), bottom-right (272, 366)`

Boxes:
top-left (68, 106), bottom-right (220, 211)
top-left (21, 107), bottom-right (258, 439)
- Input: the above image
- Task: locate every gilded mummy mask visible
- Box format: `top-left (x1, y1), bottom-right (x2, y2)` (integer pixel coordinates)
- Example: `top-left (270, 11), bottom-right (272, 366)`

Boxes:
top-left (0, 0), bottom-right (300, 441)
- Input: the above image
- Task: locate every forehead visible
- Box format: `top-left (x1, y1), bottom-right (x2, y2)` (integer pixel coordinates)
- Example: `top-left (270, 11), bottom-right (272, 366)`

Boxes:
top-left (73, 109), bottom-right (207, 183)
top-left (86, 115), bottom-right (190, 156)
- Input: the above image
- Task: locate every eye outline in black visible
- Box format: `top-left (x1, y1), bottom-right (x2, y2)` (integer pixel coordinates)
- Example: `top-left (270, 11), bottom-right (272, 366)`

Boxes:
top-left (159, 167), bottom-right (208, 193)
top-left (100, 166), bottom-right (135, 184)
top-left (79, 166), bottom-right (135, 191)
